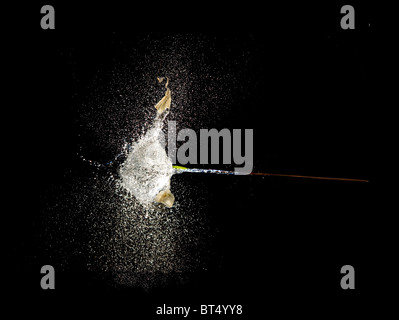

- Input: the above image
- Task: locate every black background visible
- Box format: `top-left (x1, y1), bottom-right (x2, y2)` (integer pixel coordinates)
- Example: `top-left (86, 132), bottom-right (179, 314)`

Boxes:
top-left (7, 1), bottom-right (393, 318)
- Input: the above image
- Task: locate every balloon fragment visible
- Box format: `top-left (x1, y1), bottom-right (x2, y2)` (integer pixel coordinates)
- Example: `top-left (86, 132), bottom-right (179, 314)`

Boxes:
top-left (154, 77), bottom-right (171, 114)
top-left (155, 189), bottom-right (175, 208)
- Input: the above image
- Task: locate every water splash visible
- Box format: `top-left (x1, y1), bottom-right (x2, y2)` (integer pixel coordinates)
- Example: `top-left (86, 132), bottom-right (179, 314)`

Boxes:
top-left (119, 113), bottom-right (173, 206)
top-left (118, 77), bottom-right (175, 207)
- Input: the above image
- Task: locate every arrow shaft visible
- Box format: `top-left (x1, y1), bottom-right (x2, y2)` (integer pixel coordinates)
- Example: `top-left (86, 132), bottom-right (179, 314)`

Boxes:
top-left (172, 166), bottom-right (368, 182)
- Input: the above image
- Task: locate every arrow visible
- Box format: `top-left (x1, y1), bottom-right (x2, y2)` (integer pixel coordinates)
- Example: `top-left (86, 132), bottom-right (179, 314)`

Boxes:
top-left (172, 166), bottom-right (368, 183)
